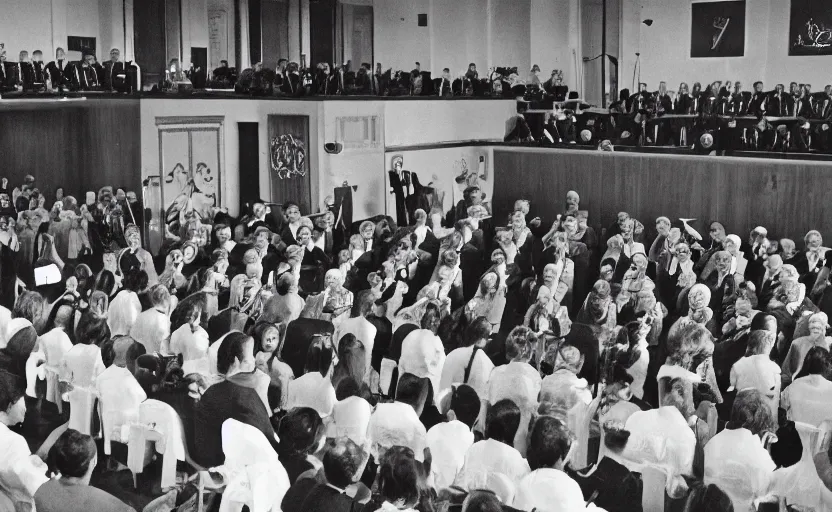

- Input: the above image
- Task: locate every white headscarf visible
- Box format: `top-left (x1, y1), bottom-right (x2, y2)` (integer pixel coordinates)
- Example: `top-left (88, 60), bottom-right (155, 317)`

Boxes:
top-left (398, 329), bottom-right (446, 405)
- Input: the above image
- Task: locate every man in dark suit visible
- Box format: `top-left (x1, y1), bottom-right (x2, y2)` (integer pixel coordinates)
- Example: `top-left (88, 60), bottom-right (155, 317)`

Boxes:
top-left (68, 50), bottom-right (100, 91)
top-left (0, 48), bottom-right (13, 92)
top-left (436, 67), bottom-right (453, 97)
top-left (11, 51), bottom-right (36, 91)
top-left (388, 156), bottom-right (412, 226)
top-left (31, 50), bottom-right (46, 87)
top-left (748, 81), bottom-right (767, 117)
top-left (296, 437), bottom-right (364, 512)
top-left (46, 47), bottom-right (71, 90)
top-left (102, 48), bottom-right (128, 91)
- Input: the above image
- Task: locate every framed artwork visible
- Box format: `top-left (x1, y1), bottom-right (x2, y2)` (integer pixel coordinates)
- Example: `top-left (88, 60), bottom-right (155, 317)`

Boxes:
top-left (156, 116), bottom-right (223, 241)
top-left (690, 1), bottom-right (746, 58)
top-left (789, 0), bottom-right (832, 56)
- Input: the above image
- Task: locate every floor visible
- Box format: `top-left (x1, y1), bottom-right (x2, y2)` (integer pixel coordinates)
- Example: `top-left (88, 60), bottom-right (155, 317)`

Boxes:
top-left (17, 397), bottom-right (172, 512)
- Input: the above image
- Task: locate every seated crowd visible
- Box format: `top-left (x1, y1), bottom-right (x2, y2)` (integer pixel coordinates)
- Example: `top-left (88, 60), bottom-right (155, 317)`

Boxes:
top-left (3, 171), bottom-right (832, 512)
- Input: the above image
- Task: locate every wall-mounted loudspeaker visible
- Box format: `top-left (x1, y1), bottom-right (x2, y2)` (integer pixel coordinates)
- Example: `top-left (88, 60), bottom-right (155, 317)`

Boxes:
top-left (324, 142), bottom-right (343, 154)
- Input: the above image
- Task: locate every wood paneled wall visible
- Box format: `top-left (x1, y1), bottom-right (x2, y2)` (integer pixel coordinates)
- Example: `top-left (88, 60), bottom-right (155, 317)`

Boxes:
top-left (493, 148), bottom-right (832, 243)
top-left (0, 99), bottom-right (141, 203)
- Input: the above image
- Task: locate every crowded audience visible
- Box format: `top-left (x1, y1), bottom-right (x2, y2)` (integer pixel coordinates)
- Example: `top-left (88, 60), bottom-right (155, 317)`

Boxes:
top-left (2, 171), bottom-right (832, 512)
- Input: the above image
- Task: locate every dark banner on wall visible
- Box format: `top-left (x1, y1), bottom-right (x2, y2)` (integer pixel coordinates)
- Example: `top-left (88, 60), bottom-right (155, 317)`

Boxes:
top-left (789, 0), bottom-right (832, 56)
top-left (268, 115), bottom-right (312, 213)
top-left (690, 1), bottom-right (746, 58)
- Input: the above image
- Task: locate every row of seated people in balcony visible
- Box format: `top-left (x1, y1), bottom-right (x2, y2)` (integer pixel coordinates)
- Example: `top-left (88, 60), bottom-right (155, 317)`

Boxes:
top-left (0, 47), bottom-right (136, 94)
top-left (209, 59), bottom-right (571, 100)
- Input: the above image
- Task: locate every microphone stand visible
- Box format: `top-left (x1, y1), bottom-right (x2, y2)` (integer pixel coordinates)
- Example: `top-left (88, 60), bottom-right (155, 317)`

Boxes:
top-left (631, 52), bottom-right (641, 94)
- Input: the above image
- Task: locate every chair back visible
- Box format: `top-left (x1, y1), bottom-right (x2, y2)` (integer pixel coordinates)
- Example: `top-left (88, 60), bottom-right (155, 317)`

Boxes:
top-left (641, 464), bottom-right (667, 512)
top-left (485, 472), bottom-right (516, 504)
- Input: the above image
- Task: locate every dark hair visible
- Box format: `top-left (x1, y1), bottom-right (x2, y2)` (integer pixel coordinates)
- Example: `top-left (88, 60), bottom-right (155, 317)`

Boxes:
top-left (463, 317), bottom-right (491, 348)
top-left (396, 373), bottom-right (430, 411)
top-left (335, 377), bottom-right (361, 401)
top-left (378, 446), bottom-right (420, 506)
top-left (216, 331), bottom-right (253, 374)
top-left (450, 384), bottom-right (480, 428)
top-left (44, 299), bottom-right (78, 341)
top-left (278, 407), bottom-right (325, 456)
top-left (0, 372), bottom-right (25, 413)
top-left (527, 415), bottom-right (572, 470)
top-left (463, 491), bottom-right (503, 512)
top-left (659, 376), bottom-right (694, 417)
top-left (354, 291), bottom-right (375, 318)
top-left (602, 422), bottom-right (631, 454)
top-left (275, 272), bottom-right (295, 296)
top-left (13, 291), bottom-right (46, 327)
top-left (322, 437), bottom-right (365, 488)
top-left (600, 258), bottom-right (617, 269)
top-left (683, 483), bottom-right (734, 512)
top-left (94, 270), bottom-right (116, 297)
top-left (750, 313), bottom-right (778, 333)
top-left (420, 302), bottom-right (442, 333)
top-left (332, 334), bottom-right (366, 389)
top-left (486, 399), bottom-right (521, 445)
top-left (305, 336), bottom-right (334, 375)
top-left (121, 268), bottom-right (148, 292)
top-left (728, 388), bottom-right (776, 435)
top-left (49, 429), bottom-right (97, 478)
top-left (795, 345), bottom-right (831, 380)
top-left (74, 312), bottom-right (110, 346)
top-left (170, 293), bottom-right (208, 333)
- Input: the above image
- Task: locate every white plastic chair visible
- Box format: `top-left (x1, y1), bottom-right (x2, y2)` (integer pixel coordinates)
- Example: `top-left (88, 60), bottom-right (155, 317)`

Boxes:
top-left (125, 399), bottom-right (187, 490)
top-left (212, 419), bottom-right (290, 512)
top-left (641, 464), bottom-right (668, 512)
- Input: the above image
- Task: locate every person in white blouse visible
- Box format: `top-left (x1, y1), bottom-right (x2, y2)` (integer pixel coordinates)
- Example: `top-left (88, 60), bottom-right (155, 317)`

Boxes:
top-left (0, 374), bottom-right (48, 509)
top-left (704, 389), bottom-right (777, 512)
top-left (781, 346), bottom-right (832, 426)
top-left (730, 330), bottom-right (781, 417)
top-left (487, 326), bottom-right (541, 457)
top-left (333, 294), bottom-right (377, 383)
top-left (454, 399), bottom-right (530, 499)
top-left (130, 284), bottom-right (171, 354)
top-left (107, 269), bottom-right (145, 337)
top-left (512, 415), bottom-right (587, 512)
top-left (539, 345), bottom-right (591, 412)
top-left (440, 317), bottom-right (495, 402)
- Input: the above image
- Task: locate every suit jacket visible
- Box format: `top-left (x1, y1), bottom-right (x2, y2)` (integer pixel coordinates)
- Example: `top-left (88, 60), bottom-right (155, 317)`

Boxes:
top-left (12, 62), bottom-right (36, 90)
top-left (388, 170), bottom-right (412, 227)
top-left (0, 62), bottom-right (12, 89)
top-left (67, 62), bottom-right (98, 90)
top-left (45, 59), bottom-right (71, 88)
top-left (103, 61), bottom-right (128, 90)
top-left (192, 372), bottom-right (280, 468)
top-left (32, 61), bottom-right (46, 84)
top-left (436, 77), bottom-right (453, 97)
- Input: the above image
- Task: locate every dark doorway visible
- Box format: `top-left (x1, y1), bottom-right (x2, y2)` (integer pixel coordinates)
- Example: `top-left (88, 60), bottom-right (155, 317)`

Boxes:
top-left (238, 122), bottom-right (261, 211)
top-left (134, 0), bottom-right (166, 86)
top-left (310, 0), bottom-right (336, 66)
